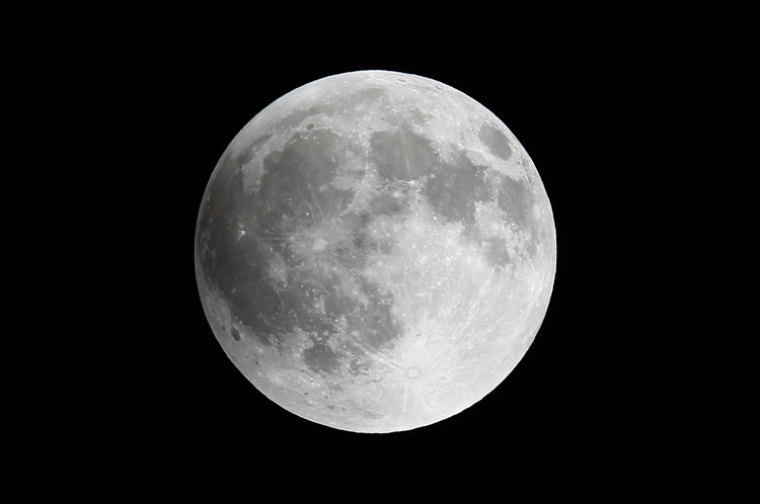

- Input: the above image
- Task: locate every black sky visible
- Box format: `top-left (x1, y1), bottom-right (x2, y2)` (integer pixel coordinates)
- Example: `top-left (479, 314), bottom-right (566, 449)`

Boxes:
top-left (83, 40), bottom-right (621, 482)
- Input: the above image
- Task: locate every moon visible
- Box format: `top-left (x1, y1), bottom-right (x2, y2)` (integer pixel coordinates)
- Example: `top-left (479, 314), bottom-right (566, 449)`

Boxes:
top-left (195, 70), bottom-right (556, 433)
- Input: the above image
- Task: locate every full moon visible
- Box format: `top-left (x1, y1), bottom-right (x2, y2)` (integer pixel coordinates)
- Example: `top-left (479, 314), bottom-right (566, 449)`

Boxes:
top-left (195, 70), bottom-right (556, 433)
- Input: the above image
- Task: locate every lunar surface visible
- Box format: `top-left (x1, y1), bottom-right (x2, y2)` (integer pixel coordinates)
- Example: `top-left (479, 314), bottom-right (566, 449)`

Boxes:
top-left (195, 71), bottom-right (556, 433)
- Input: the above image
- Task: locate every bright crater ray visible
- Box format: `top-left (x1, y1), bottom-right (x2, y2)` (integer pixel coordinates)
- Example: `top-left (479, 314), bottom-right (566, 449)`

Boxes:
top-left (195, 70), bottom-right (556, 433)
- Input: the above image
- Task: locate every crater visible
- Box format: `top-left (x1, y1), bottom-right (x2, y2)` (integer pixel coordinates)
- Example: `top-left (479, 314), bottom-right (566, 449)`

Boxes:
top-left (479, 124), bottom-right (512, 160)
top-left (349, 358), bottom-right (372, 376)
top-left (230, 327), bottom-right (240, 341)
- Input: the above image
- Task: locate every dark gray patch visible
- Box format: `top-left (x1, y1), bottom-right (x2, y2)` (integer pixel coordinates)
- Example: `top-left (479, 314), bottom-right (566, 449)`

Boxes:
top-left (196, 152), bottom-right (236, 258)
top-left (371, 127), bottom-right (437, 181)
top-left (484, 238), bottom-right (510, 268)
top-left (230, 327), bottom-right (240, 341)
top-left (423, 156), bottom-right (491, 226)
top-left (342, 195), bottom-right (402, 255)
top-left (197, 128), bottom-right (408, 352)
top-left (524, 237), bottom-right (538, 258)
top-left (479, 124), bottom-right (512, 160)
top-left (351, 232), bottom-right (393, 256)
top-left (496, 174), bottom-right (533, 230)
top-left (350, 216), bottom-right (394, 256)
top-left (256, 130), bottom-right (353, 228)
top-left (319, 212), bottom-right (379, 269)
top-left (345, 87), bottom-right (386, 110)
top-left (200, 206), bottom-right (293, 346)
top-left (225, 134), bottom-right (271, 176)
top-left (368, 192), bottom-right (404, 217)
top-left (197, 155), bottom-right (276, 345)
top-left (343, 279), bottom-right (402, 350)
top-left (303, 340), bottom-right (340, 375)
top-left (260, 86), bottom-right (387, 140)
top-left (271, 104), bottom-right (336, 134)
top-left (197, 131), bottom-right (353, 345)
top-left (291, 284), bottom-right (341, 337)
top-left (279, 87), bottom-right (387, 131)
top-left (495, 175), bottom-right (541, 259)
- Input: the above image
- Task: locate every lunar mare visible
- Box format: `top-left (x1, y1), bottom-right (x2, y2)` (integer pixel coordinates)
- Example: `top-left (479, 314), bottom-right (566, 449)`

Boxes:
top-left (195, 71), bottom-right (556, 433)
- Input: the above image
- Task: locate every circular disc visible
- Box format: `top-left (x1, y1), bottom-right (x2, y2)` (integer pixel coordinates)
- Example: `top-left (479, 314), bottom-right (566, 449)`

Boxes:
top-left (195, 70), bottom-right (556, 433)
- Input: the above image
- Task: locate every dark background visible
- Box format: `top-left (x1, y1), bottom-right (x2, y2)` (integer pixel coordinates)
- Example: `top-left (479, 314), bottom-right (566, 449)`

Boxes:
top-left (21, 10), bottom-right (741, 493)
top-left (80, 40), bottom-right (619, 482)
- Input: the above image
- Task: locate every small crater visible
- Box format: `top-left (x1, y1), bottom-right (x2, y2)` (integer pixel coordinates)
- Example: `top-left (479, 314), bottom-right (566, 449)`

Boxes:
top-left (306, 123), bottom-right (314, 130)
top-left (230, 327), bottom-right (240, 341)
top-left (407, 368), bottom-right (420, 379)
top-left (349, 359), bottom-right (372, 376)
